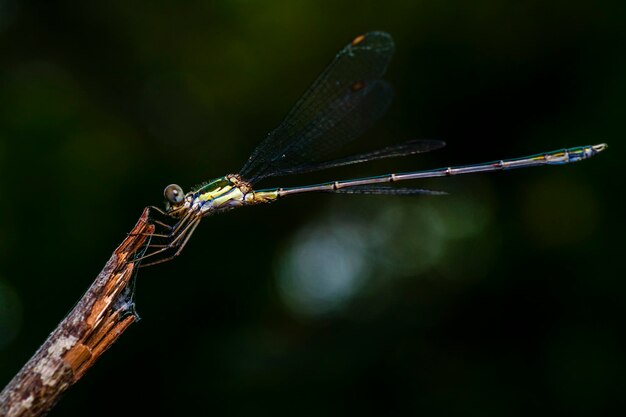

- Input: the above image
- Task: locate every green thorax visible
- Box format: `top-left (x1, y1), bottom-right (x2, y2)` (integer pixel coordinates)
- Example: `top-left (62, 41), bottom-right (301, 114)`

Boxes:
top-left (191, 177), bottom-right (232, 197)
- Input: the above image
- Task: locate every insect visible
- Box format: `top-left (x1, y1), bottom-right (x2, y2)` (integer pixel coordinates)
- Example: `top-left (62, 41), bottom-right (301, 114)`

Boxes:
top-left (137, 31), bottom-right (606, 266)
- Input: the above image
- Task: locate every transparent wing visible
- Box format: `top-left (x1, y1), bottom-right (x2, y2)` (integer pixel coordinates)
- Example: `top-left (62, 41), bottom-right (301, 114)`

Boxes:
top-left (266, 139), bottom-right (446, 177)
top-left (239, 31), bottom-right (396, 183)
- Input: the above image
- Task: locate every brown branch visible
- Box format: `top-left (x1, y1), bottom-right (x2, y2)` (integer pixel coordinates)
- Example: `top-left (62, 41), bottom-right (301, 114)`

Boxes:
top-left (0, 208), bottom-right (155, 417)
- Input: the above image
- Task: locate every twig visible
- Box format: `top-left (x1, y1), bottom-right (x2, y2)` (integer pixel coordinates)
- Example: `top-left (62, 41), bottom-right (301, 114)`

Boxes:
top-left (0, 208), bottom-right (154, 417)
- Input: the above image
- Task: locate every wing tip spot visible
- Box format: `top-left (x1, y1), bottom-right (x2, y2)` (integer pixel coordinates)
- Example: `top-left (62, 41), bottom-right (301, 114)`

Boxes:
top-left (352, 34), bottom-right (366, 46)
top-left (351, 80), bottom-right (365, 92)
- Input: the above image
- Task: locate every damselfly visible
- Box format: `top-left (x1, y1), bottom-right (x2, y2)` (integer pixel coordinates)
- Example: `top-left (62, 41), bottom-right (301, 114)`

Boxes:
top-left (138, 31), bottom-right (606, 266)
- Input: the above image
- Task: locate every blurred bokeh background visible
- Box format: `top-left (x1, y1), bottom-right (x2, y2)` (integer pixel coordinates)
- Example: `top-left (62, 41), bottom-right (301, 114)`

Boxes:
top-left (0, 1), bottom-right (624, 415)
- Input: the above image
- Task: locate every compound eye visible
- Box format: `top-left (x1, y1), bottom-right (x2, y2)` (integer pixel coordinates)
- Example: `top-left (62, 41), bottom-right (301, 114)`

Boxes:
top-left (164, 184), bottom-right (184, 204)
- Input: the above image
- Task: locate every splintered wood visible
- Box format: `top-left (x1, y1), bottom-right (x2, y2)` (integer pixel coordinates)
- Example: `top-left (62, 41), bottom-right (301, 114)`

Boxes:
top-left (0, 208), bottom-right (154, 417)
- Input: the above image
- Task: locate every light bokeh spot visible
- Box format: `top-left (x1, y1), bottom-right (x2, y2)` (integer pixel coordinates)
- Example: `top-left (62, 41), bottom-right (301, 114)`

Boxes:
top-left (277, 194), bottom-right (495, 317)
top-left (277, 222), bottom-right (368, 317)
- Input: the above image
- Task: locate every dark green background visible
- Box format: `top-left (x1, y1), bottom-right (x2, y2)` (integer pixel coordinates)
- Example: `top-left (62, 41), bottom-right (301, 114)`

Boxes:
top-left (0, 1), bottom-right (623, 415)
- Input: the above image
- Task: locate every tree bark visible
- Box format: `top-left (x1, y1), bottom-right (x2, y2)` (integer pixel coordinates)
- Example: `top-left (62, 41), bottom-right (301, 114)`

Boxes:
top-left (0, 208), bottom-right (154, 417)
